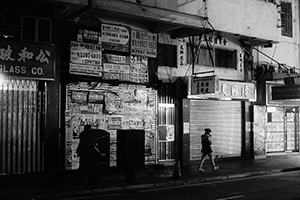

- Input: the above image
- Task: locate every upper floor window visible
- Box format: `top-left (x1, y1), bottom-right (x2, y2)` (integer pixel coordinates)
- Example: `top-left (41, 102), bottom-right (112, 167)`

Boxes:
top-left (187, 45), bottom-right (237, 70)
top-left (281, 1), bottom-right (292, 37)
top-left (0, 12), bottom-right (52, 43)
top-left (157, 43), bottom-right (177, 68)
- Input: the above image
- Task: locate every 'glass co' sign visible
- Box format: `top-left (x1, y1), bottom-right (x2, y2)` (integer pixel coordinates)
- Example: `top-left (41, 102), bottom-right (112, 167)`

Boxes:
top-left (0, 40), bottom-right (55, 80)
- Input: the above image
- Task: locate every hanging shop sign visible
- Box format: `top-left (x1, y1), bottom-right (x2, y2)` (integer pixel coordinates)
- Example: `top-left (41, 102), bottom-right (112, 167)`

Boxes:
top-left (190, 76), bottom-right (219, 95)
top-left (0, 40), bottom-right (55, 80)
top-left (101, 23), bottom-right (130, 52)
top-left (177, 41), bottom-right (187, 67)
top-left (189, 80), bottom-right (256, 101)
top-left (131, 30), bottom-right (157, 58)
top-left (69, 41), bottom-right (102, 77)
top-left (271, 84), bottom-right (300, 100)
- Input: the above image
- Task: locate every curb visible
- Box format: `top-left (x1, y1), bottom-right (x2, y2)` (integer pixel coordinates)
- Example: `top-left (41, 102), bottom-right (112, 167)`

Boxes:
top-left (11, 168), bottom-right (300, 200)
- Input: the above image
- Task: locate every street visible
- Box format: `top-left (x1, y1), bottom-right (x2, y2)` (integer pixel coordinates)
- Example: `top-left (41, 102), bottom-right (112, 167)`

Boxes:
top-left (65, 171), bottom-right (300, 200)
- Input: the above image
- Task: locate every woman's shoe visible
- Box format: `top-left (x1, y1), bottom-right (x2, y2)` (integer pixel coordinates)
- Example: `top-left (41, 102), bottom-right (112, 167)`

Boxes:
top-left (213, 166), bottom-right (219, 171)
top-left (198, 168), bottom-right (204, 172)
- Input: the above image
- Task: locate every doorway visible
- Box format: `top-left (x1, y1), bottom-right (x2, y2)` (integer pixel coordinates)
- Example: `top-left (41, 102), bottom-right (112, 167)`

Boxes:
top-left (266, 106), bottom-right (299, 153)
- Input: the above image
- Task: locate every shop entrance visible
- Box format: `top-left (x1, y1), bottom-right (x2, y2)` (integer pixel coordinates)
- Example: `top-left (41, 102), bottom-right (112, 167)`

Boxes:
top-left (266, 107), bottom-right (299, 153)
top-left (0, 78), bottom-right (44, 175)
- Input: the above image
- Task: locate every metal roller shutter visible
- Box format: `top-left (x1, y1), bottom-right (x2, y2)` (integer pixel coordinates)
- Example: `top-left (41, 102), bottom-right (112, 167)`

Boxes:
top-left (190, 100), bottom-right (242, 160)
top-left (0, 78), bottom-right (43, 175)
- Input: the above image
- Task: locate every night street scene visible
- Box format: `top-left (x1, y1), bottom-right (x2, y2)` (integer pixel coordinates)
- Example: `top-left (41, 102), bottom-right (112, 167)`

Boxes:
top-left (1, 0), bottom-right (300, 199)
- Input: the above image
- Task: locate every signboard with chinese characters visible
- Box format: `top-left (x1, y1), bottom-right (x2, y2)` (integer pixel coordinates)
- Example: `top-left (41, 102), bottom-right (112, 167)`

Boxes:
top-left (190, 76), bottom-right (219, 94)
top-left (189, 80), bottom-right (256, 101)
top-left (271, 85), bottom-right (300, 100)
top-left (131, 30), bottom-right (157, 58)
top-left (0, 40), bottom-right (55, 80)
top-left (69, 41), bottom-right (102, 77)
top-left (77, 29), bottom-right (101, 44)
top-left (101, 23), bottom-right (130, 52)
top-left (177, 41), bottom-right (186, 67)
top-left (266, 82), bottom-right (300, 106)
top-left (102, 53), bottom-right (130, 81)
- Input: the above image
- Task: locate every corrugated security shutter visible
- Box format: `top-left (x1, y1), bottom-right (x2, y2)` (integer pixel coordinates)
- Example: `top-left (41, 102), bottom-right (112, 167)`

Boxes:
top-left (190, 100), bottom-right (242, 160)
top-left (0, 78), bottom-right (43, 175)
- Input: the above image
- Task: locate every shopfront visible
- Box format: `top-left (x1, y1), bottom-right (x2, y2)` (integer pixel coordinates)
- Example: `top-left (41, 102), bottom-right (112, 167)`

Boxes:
top-left (265, 82), bottom-right (299, 154)
top-left (63, 18), bottom-right (163, 170)
top-left (253, 82), bottom-right (300, 159)
top-left (0, 40), bottom-right (55, 175)
top-left (265, 106), bottom-right (299, 153)
top-left (184, 79), bottom-right (256, 161)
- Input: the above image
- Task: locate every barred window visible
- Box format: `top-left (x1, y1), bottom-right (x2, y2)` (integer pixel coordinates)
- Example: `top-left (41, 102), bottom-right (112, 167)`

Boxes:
top-left (281, 1), bottom-right (292, 37)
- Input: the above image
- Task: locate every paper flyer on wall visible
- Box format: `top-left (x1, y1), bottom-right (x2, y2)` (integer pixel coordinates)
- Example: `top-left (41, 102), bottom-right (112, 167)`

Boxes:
top-left (65, 82), bottom-right (157, 170)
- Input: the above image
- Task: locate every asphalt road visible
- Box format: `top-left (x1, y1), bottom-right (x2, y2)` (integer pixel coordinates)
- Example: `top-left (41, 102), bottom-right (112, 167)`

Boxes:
top-left (65, 171), bottom-right (300, 200)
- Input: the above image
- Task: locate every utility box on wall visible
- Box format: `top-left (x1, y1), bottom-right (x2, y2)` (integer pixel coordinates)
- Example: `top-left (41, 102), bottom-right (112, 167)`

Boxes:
top-left (117, 130), bottom-right (145, 168)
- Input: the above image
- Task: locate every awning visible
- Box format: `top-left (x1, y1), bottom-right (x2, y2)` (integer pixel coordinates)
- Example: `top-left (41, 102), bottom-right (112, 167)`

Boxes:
top-left (47, 0), bottom-right (274, 44)
top-left (47, 0), bottom-right (210, 38)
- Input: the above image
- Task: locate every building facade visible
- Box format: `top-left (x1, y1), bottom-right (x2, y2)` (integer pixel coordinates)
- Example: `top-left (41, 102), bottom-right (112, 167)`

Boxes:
top-left (0, 0), bottom-right (299, 177)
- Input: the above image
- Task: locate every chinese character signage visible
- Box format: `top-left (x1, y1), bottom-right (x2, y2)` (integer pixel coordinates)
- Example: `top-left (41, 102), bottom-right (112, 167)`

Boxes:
top-left (77, 29), bottom-right (101, 44)
top-left (0, 40), bottom-right (55, 80)
top-left (177, 41), bottom-right (186, 67)
top-left (271, 85), bottom-right (300, 100)
top-left (101, 23), bottom-right (130, 52)
top-left (102, 54), bottom-right (130, 81)
top-left (69, 41), bottom-right (102, 77)
top-left (131, 30), bottom-right (157, 58)
top-left (189, 79), bottom-right (256, 101)
top-left (190, 76), bottom-right (219, 94)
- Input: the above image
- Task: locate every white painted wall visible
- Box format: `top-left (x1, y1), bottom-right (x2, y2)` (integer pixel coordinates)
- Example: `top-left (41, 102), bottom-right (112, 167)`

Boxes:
top-left (258, 0), bottom-right (300, 73)
top-left (207, 0), bottom-right (280, 42)
top-left (130, 0), bottom-right (207, 17)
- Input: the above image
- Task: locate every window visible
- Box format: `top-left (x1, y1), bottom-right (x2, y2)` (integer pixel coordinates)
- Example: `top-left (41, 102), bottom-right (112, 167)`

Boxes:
top-left (22, 16), bottom-right (52, 43)
top-left (281, 1), bottom-right (292, 37)
top-left (187, 45), bottom-right (237, 69)
top-left (157, 44), bottom-right (177, 67)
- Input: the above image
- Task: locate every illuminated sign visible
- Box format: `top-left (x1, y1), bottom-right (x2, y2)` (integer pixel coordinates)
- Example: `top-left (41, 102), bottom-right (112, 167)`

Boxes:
top-left (0, 40), bottom-right (55, 80)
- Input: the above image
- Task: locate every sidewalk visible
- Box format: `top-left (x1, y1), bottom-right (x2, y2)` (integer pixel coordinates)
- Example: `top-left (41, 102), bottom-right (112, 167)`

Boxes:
top-left (1, 154), bottom-right (300, 200)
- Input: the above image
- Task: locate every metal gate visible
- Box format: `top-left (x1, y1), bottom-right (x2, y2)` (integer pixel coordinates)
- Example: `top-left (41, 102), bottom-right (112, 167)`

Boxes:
top-left (158, 83), bottom-right (175, 162)
top-left (0, 78), bottom-right (43, 175)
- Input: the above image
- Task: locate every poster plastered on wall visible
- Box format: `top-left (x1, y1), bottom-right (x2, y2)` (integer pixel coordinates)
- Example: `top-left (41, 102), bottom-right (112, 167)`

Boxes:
top-left (131, 29), bottom-right (157, 58)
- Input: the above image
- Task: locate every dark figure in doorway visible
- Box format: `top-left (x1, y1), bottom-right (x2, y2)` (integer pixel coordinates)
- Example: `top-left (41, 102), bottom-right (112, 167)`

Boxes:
top-left (76, 124), bottom-right (99, 185)
top-left (76, 124), bottom-right (92, 172)
top-left (76, 124), bottom-right (110, 185)
top-left (198, 128), bottom-right (219, 172)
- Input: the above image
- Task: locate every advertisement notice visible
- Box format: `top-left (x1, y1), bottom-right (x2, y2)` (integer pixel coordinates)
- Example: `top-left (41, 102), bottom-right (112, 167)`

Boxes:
top-left (131, 30), bottom-right (157, 58)
top-left (69, 41), bottom-right (103, 77)
top-left (101, 23), bottom-right (130, 52)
